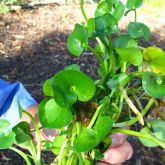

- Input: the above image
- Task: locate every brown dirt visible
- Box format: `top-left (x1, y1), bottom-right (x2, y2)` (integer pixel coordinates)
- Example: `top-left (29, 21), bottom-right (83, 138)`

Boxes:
top-left (0, 4), bottom-right (165, 165)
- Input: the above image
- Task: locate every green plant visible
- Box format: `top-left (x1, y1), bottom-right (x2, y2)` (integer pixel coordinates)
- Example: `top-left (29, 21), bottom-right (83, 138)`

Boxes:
top-left (1, 0), bottom-right (165, 164)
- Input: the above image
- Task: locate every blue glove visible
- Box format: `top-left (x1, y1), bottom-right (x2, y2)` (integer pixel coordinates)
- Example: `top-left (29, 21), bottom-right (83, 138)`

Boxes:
top-left (0, 79), bottom-right (37, 128)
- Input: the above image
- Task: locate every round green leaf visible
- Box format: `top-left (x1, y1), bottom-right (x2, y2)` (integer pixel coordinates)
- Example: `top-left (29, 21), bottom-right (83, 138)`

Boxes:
top-left (95, 0), bottom-right (112, 17)
top-left (52, 70), bottom-right (96, 107)
top-left (126, 0), bottom-right (143, 9)
top-left (38, 99), bottom-right (52, 128)
top-left (74, 127), bottom-right (98, 152)
top-left (45, 98), bottom-right (73, 128)
top-left (139, 127), bottom-right (158, 147)
top-left (52, 134), bottom-right (67, 155)
top-left (128, 22), bottom-right (150, 41)
top-left (0, 131), bottom-right (15, 149)
top-left (113, 1), bottom-right (125, 21)
top-left (94, 116), bottom-right (113, 142)
top-left (13, 122), bottom-right (32, 148)
top-left (106, 73), bottom-right (130, 89)
top-left (64, 64), bottom-right (80, 71)
top-left (143, 46), bottom-right (165, 61)
top-left (87, 18), bottom-right (95, 37)
top-left (142, 72), bottom-right (165, 98)
top-left (0, 119), bottom-right (15, 149)
top-left (150, 55), bottom-right (165, 74)
top-left (95, 13), bottom-right (117, 37)
top-left (147, 119), bottom-right (165, 142)
top-left (67, 24), bottom-right (88, 56)
top-left (115, 47), bottom-right (143, 66)
top-left (43, 78), bottom-right (54, 97)
top-left (114, 35), bottom-right (138, 48)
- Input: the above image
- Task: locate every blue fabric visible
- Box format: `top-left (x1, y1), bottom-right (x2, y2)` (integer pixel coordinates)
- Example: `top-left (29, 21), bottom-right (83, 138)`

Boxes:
top-left (0, 79), bottom-right (37, 127)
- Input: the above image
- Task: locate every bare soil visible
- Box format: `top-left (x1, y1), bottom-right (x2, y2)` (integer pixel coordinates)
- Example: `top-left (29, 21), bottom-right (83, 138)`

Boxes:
top-left (0, 4), bottom-right (165, 165)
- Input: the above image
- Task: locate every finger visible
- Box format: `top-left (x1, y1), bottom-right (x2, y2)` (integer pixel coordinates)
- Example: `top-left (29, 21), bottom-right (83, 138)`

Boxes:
top-left (110, 133), bottom-right (128, 147)
top-left (103, 141), bottom-right (133, 164)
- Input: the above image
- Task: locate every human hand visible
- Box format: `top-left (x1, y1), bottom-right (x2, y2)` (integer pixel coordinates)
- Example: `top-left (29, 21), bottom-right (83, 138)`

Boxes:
top-left (97, 133), bottom-right (133, 165)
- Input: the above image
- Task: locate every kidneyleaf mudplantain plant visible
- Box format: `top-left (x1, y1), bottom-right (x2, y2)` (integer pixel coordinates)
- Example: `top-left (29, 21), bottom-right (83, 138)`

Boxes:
top-left (1, 0), bottom-right (165, 164)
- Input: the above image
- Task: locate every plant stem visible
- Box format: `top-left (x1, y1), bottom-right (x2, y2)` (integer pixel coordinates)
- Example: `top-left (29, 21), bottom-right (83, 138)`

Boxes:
top-left (23, 110), bottom-right (41, 165)
top-left (87, 45), bottom-right (103, 65)
top-left (114, 98), bottom-right (154, 127)
top-left (111, 128), bottom-right (165, 149)
top-left (70, 147), bottom-right (84, 165)
top-left (134, 9), bottom-right (137, 22)
top-left (87, 104), bottom-right (104, 128)
top-left (58, 138), bottom-right (68, 165)
top-left (121, 88), bottom-right (144, 125)
top-left (80, 0), bottom-right (88, 23)
top-left (10, 147), bottom-right (31, 165)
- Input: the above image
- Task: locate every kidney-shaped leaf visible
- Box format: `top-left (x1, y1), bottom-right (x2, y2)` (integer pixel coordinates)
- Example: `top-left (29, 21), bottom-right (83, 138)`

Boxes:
top-left (128, 22), bottom-right (150, 41)
top-left (147, 119), bottom-right (165, 142)
top-left (45, 98), bottom-right (73, 128)
top-left (143, 46), bottom-right (165, 61)
top-left (43, 77), bottom-right (54, 97)
top-left (67, 24), bottom-right (88, 56)
top-left (13, 121), bottom-right (32, 148)
top-left (112, 1), bottom-right (125, 21)
top-left (115, 47), bottom-right (143, 66)
top-left (52, 70), bottom-right (96, 107)
top-left (95, 0), bottom-right (112, 17)
top-left (106, 73), bottom-right (130, 89)
top-left (150, 55), bottom-right (165, 74)
top-left (94, 116), bottom-right (113, 142)
top-left (39, 98), bottom-right (73, 128)
top-left (139, 127), bottom-right (158, 147)
top-left (74, 127), bottom-right (97, 152)
top-left (0, 119), bottom-right (15, 149)
top-left (142, 72), bottom-right (165, 98)
top-left (126, 0), bottom-right (143, 9)
top-left (95, 13), bottom-right (117, 37)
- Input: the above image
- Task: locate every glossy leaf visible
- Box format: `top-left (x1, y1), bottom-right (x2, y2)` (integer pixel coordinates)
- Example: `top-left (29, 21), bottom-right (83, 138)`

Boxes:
top-left (95, 13), bottom-right (117, 37)
top-left (95, 0), bottom-right (112, 17)
top-left (106, 73), bottom-right (130, 89)
top-left (142, 72), bottom-right (165, 98)
top-left (150, 55), bottom-right (165, 74)
top-left (52, 70), bottom-right (96, 107)
top-left (126, 0), bottom-right (143, 9)
top-left (93, 116), bottom-right (113, 142)
top-left (67, 24), bottom-right (88, 56)
top-left (52, 134), bottom-right (68, 155)
top-left (13, 122), bottom-right (32, 147)
top-left (43, 77), bottom-right (54, 97)
top-left (45, 98), bottom-right (73, 128)
top-left (38, 99), bottom-right (52, 128)
top-left (87, 18), bottom-right (95, 37)
top-left (139, 127), bottom-right (158, 147)
top-left (115, 47), bottom-right (143, 66)
top-left (113, 1), bottom-right (125, 21)
top-left (143, 46), bottom-right (165, 61)
top-left (0, 119), bottom-right (15, 149)
top-left (147, 119), bottom-right (165, 142)
top-left (74, 127), bottom-right (97, 152)
top-left (114, 35), bottom-right (138, 48)
top-left (64, 64), bottom-right (80, 71)
top-left (128, 22), bottom-right (150, 41)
